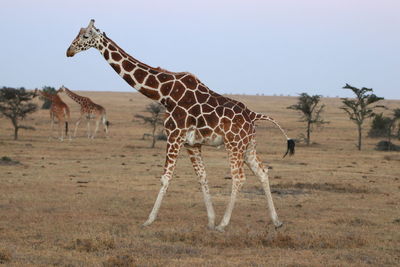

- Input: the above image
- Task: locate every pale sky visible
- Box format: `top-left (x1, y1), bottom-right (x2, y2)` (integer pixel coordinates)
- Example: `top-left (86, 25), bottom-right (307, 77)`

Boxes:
top-left (1, 0), bottom-right (399, 99)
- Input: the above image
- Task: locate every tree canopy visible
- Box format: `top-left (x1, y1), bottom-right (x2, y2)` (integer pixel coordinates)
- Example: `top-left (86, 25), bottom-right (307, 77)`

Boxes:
top-left (0, 87), bottom-right (38, 140)
top-left (287, 93), bottom-right (328, 145)
top-left (341, 84), bottom-right (384, 150)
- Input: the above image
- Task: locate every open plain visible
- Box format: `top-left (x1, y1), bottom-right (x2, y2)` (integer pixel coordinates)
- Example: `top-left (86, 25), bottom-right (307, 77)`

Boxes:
top-left (0, 92), bottom-right (399, 266)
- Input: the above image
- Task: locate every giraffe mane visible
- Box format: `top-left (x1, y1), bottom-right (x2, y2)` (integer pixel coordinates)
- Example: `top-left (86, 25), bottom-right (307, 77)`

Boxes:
top-left (154, 66), bottom-right (194, 76)
top-left (101, 33), bottom-right (196, 78)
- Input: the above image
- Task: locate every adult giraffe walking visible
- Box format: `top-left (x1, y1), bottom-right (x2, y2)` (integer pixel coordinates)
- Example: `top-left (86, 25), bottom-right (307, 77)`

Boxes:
top-left (58, 86), bottom-right (109, 139)
top-left (66, 20), bottom-right (294, 231)
top-left (35, 89), bottom-right (71, 141)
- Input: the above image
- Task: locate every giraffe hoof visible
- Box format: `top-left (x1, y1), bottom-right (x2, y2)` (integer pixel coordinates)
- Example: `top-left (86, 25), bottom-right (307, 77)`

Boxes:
top-left (215, 225), bottom-right (225, 232)
top-left (142, 220), bottom-right (153, 227)
top-left (274, 221), bottom-right (283, 229)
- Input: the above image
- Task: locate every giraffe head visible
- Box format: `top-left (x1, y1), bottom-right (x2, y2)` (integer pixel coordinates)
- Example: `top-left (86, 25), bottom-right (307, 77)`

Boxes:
top-left (57, 85), bottom-right (67, 94)
top-left (66, 19), bottom-right (101, 57)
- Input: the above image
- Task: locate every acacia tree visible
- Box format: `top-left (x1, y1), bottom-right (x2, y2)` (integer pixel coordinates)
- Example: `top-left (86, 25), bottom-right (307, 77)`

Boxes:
top-left (369, 113), bottom-right (393, 138)
top-left (134, 103), bottom-right (165, 148)
top-left (287, 93), bottom-right (328, 145)
top-left (0, 87), bottom-right (38, 140)
top-left (341, 84), bottom-right (384, 150)
top-left (395, 109), bottom-right (400, 139)
top-left (369, 109), bottom-right (400, 150)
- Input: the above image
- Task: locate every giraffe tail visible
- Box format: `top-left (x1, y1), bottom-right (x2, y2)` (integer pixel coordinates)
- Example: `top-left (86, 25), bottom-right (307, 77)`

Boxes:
top-left (255, 113), bottom-right (295, 158)
top-left (64, 107), bottom-right (70, 136)
top-left (102, 115), bottom-right (110, 127)
top-left (65, 122), bottom-right (69, 136)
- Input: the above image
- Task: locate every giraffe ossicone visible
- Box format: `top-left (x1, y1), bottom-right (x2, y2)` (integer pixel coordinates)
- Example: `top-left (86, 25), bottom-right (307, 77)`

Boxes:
top-left (67, 19), bottom-right (295, 231)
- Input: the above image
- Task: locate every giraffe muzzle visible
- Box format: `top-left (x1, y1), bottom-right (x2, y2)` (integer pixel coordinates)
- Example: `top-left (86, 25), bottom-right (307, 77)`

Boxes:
top-left (66, 47), bottom-right (75, 57)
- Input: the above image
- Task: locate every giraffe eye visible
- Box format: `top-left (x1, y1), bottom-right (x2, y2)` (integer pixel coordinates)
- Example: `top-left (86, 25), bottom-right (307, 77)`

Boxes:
top-left (83, 34), bottom-right (89, 39)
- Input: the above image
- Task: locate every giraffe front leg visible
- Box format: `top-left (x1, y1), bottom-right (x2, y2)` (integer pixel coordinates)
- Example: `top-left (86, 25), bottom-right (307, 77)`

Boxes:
top-left (86, 118), bottom-right (91, 139)
top-left (74, 117), bottom-right (82, 138)
top-left (142, 134), bottom-right (184, 227)
top-left (186, 145), bottom-right (216, 230)
top-left (49, 118), bottom-right (55, 141)
top-left (216, 151), bottom-right (246, 232)
top-left (67, 121), bottom-right (72, 141)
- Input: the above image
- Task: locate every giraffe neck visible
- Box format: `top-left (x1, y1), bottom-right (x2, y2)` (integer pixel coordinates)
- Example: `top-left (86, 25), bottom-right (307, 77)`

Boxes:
top-left (64, 88), bottom-right (85, 105)
top-left (95, 34), bottom-right (193, 105)
top-left (39, 91), bottom-right (61, 102)
top-left (39, 91), bottom-right (53, 100)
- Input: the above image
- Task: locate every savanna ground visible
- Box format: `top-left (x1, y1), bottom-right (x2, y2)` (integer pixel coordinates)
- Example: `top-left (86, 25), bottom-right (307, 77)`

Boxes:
top-left (0, 92), bottom-right (399, 266)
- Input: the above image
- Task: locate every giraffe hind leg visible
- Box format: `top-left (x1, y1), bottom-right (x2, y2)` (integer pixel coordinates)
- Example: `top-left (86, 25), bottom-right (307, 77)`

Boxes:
top-left (59, 119), bottom-right (64, 141)
top-left (245, 147), bottom-right (282, 228)
top-left (102, 115), bottom-right (109, 138)
top-left (92, 118), bottom-right (101, 139)
top-left (86, 118), bottom-right (91, 138)
top-left (186, 145), bottom-right (216, 229)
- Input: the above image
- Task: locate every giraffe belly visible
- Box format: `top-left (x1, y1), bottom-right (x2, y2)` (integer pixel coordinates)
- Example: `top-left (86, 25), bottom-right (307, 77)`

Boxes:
top-left (185, 128), bottom-right (224, 147)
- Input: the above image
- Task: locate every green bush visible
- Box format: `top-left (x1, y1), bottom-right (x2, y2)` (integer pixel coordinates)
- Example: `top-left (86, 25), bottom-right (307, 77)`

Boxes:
top-left (40, 86), bottom-right (56, 109)
top-left (368, 113), bottom-right (392, 138)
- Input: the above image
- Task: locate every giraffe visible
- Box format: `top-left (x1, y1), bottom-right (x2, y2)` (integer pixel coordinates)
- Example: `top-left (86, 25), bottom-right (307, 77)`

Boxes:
top-left (66, 20), bottom-right (295, 231)
top-left (35, 89), bottom-right (71, 141)
top-left (58, 86), bottom-right (109, 139)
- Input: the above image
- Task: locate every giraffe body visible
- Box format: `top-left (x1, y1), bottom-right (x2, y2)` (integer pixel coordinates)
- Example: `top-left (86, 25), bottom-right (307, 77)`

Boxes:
top-left (67, 20), bottom-right (294, 231)
top-left (37, 89), bottom-right (71, 141)
top-left (58, 86), bottom-right (109, 139)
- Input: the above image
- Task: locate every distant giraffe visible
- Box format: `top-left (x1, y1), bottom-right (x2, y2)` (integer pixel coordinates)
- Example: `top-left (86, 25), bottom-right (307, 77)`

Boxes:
top-left (58, 86), bottom-right (109, 139)
top-left (66, 20), bottom-right (294, 231)
top-left (36, 89), bottom-right (71, 141)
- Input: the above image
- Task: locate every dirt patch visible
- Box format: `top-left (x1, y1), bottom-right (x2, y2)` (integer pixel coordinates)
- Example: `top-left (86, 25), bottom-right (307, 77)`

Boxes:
top-left (275, 182), bottom-right (372, 194)
top-left (332, 217), bottom-right (376, 226)
top-left (243, 186), bottom-right (308, 196)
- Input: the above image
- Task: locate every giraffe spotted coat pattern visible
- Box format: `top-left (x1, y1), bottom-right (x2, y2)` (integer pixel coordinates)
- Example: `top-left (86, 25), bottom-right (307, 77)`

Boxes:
top-left (66, 20), bottom-right (295, 231)
top-left (36, 89), bottom-right (71, 141)
top-left (58, 86), bottom-right (109, 139)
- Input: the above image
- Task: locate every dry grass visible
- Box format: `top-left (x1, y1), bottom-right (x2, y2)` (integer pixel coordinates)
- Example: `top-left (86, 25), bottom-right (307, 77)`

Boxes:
top-left (155, 228), bottom-right (366, 249)
top-left (65, 237), bottom-right (116, 252)
top-left (0, 93), bottom-right (399, 266)
top-left (274, 182), bottom-right (373, 194)
top-left (0, 248), bottom-right (12, 264)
